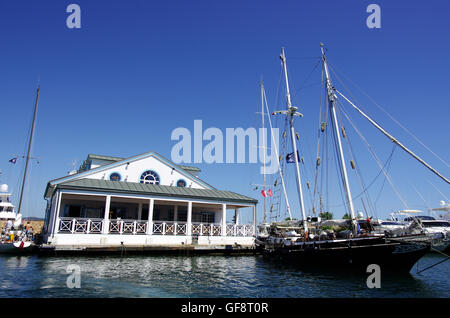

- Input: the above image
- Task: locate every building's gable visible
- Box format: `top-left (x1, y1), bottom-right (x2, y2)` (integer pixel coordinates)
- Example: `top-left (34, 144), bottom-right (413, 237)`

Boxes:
top-left (47, 152), bottom-right (212, 194)
top-left (86, 155), bottom-right (206, 189)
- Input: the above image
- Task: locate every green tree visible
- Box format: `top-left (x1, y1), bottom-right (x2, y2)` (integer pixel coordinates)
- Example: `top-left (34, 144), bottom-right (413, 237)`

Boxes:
top-left (319, 212), bottom-right (333, 220)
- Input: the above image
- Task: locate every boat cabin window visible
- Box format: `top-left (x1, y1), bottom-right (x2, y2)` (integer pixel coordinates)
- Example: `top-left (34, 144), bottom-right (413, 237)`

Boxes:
top-left (417, 216), bottom-right (435, 220)
top-left (381, 221), bottom-right (402, 225)
top-left (404, 216), bottom-right (435, 222)
top-left (422, 221), bottom-right (450, 228)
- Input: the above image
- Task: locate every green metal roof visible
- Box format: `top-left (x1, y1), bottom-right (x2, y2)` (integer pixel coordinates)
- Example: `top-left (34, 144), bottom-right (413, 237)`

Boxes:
top-left (85, 153), bottom-right (201, 173)
top-left (87, 154), bottom-right (124, 162)
top-left (56, 178), bottom-right (258, 205)
top-left (177, 165), bottom-right (201, 172)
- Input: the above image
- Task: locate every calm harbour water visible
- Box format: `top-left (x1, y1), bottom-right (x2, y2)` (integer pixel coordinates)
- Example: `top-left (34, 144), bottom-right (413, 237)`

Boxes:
top-left (0, 253), bottom-right (448, 298)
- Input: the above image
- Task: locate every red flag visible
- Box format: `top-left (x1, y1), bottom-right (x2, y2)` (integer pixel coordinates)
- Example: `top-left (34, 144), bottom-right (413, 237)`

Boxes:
top-left (261, 189), bottom-right (273, 197)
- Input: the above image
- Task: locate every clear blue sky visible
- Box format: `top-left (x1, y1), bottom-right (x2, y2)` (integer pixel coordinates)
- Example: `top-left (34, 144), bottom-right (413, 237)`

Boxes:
top-left (1, 0), bottom-right (449, 223)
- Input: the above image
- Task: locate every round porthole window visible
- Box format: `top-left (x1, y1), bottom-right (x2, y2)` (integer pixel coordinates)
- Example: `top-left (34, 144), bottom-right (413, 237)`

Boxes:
top-left (140, 170), bottom-right (160, 185)
top-left (109, 172), bottom-right (121, 181)
top-left (176, 179), bottom-right (187, 187)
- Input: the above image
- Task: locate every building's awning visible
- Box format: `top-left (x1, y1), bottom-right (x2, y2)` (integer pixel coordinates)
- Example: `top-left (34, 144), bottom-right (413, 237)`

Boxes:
top-left (55, 179), bottom-right (258, 205)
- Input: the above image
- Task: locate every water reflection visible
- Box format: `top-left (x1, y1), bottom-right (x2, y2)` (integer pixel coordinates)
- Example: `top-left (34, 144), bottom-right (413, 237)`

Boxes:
top-left (0, 254), bottom-right (448, 298)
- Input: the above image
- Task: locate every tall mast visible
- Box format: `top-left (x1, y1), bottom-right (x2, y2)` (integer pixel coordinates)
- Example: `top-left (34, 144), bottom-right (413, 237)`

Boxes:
top-left (261, 80), bottom-right (267, 223)
top-left (263, 87), bottom-right (293, 221)
top-left (17, 85), bottom-right (40, 215)
top-left (321, 44), bottom-right (357, 234)
top-left (275, 48), bottom-right (308, 234)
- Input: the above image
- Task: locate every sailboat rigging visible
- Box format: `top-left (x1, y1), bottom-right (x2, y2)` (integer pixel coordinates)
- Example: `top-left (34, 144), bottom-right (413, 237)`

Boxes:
top-left (334, 89), bottom-right (449, 185)
top-left (17, 86), bottom-right (40, 214)
top-left (321, 44), bottom-right (358, 235)
top-left (273, 48), bottom-right (308, 235)
top-left (256, 45), bottom-right (439, 272)
top-left (0, 85), bottom-right (40, 254)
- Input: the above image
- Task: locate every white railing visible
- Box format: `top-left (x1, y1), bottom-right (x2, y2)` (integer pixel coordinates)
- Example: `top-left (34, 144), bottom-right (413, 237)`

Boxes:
top-left (109, 219), bottom-right (148, 235)
top-left (58, 218), bottom-right (103, 234)
top-left (152, 222), bottom-right (187, 235)
top-left (191, 223), bottom-right (223, 236)
top-left (58, 218), bottom-right (253, 237)
top-left (226, 224), bottom-right (254, 237)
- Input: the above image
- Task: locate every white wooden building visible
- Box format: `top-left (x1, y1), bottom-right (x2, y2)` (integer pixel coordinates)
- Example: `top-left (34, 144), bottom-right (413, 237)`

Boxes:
top-left (42, 152), bottom-right (258, 253)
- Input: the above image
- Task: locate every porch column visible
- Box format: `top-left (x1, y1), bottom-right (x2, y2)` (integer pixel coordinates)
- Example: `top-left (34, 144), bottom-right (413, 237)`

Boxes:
top-left (52, 191), bottom-right (63, 237)
top-left (102, 195), bottom-right (111, 234)
top-left (186, 201), bottom-right (192, 236)
top-left (147, 198), bottom-right (154, 234)
top-left (137, 202), bottom-right (143, 221)
top-left (221, 204), bottom-right (227, 236)
top-left (252, 205), bottom-right (257, 236)
top-left (174, 205), bottom-right (178, 222)
top-left (234, 208), bottom-right (239, 225)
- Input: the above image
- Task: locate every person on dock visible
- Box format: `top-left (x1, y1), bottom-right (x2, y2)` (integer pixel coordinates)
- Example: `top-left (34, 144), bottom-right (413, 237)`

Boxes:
top-left (25, 222), bottom-right (34, 239)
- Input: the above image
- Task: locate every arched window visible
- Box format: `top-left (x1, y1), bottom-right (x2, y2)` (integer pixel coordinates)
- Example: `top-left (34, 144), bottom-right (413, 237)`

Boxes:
top-left (109, 172), bottom-right (121, 181)
top-left (176, 179), bottom-right (187, 187)
top-left (140, 170), bottom-right (160, 185)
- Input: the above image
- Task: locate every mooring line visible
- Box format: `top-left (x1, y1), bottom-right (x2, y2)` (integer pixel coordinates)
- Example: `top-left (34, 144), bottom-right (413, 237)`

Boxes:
top-left (416, 248), bottom-right (449, 274)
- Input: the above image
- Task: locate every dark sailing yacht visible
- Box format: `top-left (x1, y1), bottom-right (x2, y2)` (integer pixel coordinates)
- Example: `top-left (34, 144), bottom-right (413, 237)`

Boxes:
top-left (256, 45), bottom-right (445, 272)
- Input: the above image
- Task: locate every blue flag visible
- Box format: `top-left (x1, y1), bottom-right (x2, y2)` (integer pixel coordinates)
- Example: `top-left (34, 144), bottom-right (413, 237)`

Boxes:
top-left (286, 151), bottom-right (300, 163)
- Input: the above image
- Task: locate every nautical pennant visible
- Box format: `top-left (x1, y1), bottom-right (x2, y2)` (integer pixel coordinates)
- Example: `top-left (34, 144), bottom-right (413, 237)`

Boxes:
top-left (261, 189), bottom-right (273, 197)
top-left (9, 158), bottom-right (17, 164)
top-left (286, 151), bottom-right (300, 163)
